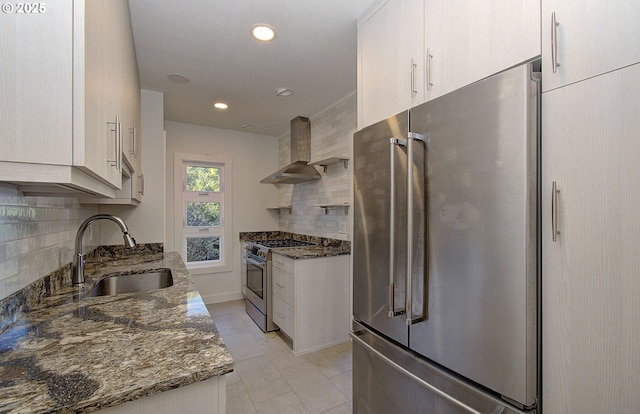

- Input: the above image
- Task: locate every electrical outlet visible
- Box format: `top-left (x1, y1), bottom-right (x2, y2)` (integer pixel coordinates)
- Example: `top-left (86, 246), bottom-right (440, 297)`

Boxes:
top-left (339, 221), bottom-right (347, 234)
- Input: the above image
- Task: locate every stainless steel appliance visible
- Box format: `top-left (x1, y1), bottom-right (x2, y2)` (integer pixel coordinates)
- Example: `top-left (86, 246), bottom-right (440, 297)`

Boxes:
top-left (352, 61), bottom-right (541, 413)
top-left (245, 239), bottom-right (315, 332)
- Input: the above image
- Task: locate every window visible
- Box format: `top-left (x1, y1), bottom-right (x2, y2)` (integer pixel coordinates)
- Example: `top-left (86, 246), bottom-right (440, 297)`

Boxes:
top-left (174, 153), bottom-right (232, 274)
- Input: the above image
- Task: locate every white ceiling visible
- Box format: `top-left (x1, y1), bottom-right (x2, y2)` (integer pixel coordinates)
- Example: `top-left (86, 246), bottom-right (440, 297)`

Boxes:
top-left (128, 0), bottom-right (377, 137)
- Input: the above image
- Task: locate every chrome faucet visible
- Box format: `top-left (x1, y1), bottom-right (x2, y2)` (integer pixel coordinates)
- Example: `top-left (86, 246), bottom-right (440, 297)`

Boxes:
top-left (73, 214), bottom-right (136, 284)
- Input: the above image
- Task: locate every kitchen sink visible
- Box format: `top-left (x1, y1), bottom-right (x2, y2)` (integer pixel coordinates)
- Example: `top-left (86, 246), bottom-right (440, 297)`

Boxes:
top-left (86, 269), bottom-right (173, 297)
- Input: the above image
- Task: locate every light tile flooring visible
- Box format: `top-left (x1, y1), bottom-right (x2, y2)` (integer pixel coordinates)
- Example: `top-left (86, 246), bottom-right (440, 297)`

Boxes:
top-left (206, 300), bottom-right (353, 414)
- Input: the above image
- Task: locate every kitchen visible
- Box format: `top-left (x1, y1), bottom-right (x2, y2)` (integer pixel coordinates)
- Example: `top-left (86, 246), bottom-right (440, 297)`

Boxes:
top-left (1, 0), bottom-right (640, 413)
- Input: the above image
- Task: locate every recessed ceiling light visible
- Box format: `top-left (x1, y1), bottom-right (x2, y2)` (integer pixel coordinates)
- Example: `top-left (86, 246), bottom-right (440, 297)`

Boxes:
top-left (167, 73), bottom-right (190, 84)
top-left (276, 88), bottom-right (294, 97)
top-left (213, 102), bottom-right (228, 110)
top-left (251, 24), bottom-right (276, 42)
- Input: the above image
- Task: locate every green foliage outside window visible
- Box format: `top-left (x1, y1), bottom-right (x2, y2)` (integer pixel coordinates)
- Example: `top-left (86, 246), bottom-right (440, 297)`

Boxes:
top-left (186, 166), bottom-right (220, 192)
top-left (185, 164), bottom-right (222, 262)
top-left (187, 236), bottom-right (220, 262)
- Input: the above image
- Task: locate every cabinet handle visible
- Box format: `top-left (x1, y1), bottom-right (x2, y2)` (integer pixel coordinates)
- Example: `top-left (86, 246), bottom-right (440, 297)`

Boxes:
top-left (138, 173), bottom-right (145, 195)
top-left (410, 58), bottom-right (417, 97)
top-left (117, 117), bottom-right (122, 173)
top-left (551, 12), bottom-right (561, 73)
top-left (426, 48), bottom-right (433, 90)
top-left (552, 181), bottom-right (561, 242)
top-left (107, 117), bottom-right (118, 168)
top-left (275, 282), bottom-right (285, 288)
top-left (129, 124), bottom-right (137, 157)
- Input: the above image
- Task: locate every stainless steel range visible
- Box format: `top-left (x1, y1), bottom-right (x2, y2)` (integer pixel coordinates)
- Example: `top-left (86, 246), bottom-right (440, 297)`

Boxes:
top-left (244, 239), bottom-right (316, 332)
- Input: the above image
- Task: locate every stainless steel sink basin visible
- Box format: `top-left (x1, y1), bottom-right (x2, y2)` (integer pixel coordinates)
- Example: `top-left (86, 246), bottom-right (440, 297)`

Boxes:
top-left (86, 269), bottom-right (173, 297)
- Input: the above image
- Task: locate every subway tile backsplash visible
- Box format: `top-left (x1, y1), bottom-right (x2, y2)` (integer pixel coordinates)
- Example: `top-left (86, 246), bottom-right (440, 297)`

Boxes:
top-left (0, 184), bottom-right (99, 300)
top-left (278, 93), bottom-right (355, 240)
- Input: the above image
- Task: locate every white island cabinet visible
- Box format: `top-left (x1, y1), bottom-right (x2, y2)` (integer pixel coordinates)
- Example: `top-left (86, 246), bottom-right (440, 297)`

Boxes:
top-left (271, 253), bottom-right (350, 355)
top-left (95, 377), bottom-right (226, 414)
top-left (0, 0), bottom-right (140, 198)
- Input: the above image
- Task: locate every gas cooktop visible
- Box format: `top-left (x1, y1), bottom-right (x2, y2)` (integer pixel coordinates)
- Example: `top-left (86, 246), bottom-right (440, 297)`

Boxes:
top-left (255, 239), bottom-right (316, 248)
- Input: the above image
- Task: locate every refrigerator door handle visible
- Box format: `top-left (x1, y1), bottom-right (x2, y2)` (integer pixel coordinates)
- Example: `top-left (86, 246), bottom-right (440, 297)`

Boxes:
top-left (389, 138), bottom-right (407, 318)
top-left (406, 132), bottom-right (427, 325)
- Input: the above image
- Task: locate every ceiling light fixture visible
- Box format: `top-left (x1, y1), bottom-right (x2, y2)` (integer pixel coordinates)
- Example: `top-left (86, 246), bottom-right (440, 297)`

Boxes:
top-left (276, 88), bottom-right (294, 97)
top-left (251, 24), bottom-right (276, 42)
top-left (167, 73), bottom-right (190, 84)
top-left (213, 102), bottom-right (228, 110)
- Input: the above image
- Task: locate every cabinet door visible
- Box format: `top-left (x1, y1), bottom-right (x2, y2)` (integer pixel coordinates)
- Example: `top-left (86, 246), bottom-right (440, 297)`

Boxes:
top-left (358, 0), bottom-right (424, 129)
top-left (80, 0), bottom-right (122, 188)
top-left (0, 1), bottom-right (73, 164)
top-left (542, 63), bottom-right (640, 413)
top-left (542, 0), bottom-right (640, 92)
top-left (425, 0), bottom-right (540, 101)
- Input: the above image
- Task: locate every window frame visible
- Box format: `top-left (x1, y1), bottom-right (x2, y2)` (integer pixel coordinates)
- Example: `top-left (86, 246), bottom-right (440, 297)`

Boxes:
top-left (173, 152), bottom-right (233, 274)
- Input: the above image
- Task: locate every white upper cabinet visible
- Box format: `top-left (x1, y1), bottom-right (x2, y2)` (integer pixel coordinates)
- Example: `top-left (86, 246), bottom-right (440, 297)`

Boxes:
top-left (542, 0), bottom-right (640, 92)
top-left (358, 0), bottom-right (424, 129)
top-left (0, 0), bottom-right (140, 197)
top-left (357, 0), bottom-right (540, 128)
top-left (425, 0), bottom-right (540, 101)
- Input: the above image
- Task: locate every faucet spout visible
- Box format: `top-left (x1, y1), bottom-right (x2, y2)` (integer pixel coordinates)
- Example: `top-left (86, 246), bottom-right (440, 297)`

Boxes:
top-left (73, 214), bottom-right (137, 284)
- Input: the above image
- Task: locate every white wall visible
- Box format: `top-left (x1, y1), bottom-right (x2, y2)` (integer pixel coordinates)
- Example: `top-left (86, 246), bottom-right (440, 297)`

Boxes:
top-left (100, 90), bottom-right (166, 245)
top-left (164, 121), bottom-right (279, 303)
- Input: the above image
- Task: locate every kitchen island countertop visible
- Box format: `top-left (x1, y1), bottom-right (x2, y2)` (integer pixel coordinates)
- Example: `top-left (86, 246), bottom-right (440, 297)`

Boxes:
top-left (0, 250), bottom-right (233, 413)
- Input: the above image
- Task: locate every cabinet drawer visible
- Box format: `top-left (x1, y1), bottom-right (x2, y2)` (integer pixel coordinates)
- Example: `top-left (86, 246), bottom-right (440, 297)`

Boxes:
top-left (272, 296), bottom-right (294, 337)
top-left (272, 268), bottom-right (294, 305)
top-left (272, 254), bottom-right (294, 274)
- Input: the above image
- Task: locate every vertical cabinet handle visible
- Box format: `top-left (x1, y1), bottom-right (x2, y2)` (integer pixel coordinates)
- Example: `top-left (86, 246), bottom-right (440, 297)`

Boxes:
top-left (388, 137), bottom-right (406, 318)
top-left (552, 181), bottom-right (561, 242)
top-left (117, 116), bottom-right (122, 173)
top-left (410, 58), bottom-right (417, 97)
top-left (138, 173), bottom-right (145, 195)
top-left (426, 48), bottom-right (433, 90)
top-left (551, 12), bottom-right (561, 73)
top-left (129, 124), bottom-right (137, 157)
top-left (107, 117), bottom-right (118, 168)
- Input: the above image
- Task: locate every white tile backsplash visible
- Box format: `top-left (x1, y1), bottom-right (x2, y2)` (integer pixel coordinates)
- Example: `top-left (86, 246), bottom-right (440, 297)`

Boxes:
top-left (278, 93), bottom-right (355, 240)
top-left (0, 184), bottom-right (99, 300)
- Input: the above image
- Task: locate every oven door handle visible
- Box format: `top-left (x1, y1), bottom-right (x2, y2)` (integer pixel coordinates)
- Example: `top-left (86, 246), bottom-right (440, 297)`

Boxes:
top-left (247, 257), bottom-right (266, 268)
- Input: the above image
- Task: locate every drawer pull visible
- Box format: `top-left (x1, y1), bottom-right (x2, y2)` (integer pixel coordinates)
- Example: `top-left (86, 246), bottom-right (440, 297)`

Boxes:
top-left (275, 283), bottom-right (285, 288)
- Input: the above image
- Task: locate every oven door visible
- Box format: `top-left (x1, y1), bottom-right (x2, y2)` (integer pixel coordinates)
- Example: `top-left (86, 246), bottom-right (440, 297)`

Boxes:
top-left (246, 256), bottom-right (267, 313)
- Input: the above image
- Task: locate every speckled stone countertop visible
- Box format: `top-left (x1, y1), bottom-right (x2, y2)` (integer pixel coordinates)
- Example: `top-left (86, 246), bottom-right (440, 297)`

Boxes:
top-left (0, 249), bottom-right (233, 413)
top-left (239, 231), bottom-right (350, 259)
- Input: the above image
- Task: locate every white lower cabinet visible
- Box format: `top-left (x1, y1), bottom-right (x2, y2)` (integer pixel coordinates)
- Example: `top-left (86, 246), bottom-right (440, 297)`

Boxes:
top-left (96, 376), bottom-right (226, 414)
top-left (271, 253), bottom-right (350, 355)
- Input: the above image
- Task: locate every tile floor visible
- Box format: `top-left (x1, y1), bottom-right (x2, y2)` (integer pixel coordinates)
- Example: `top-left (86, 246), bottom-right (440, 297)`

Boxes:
top-left (206, 300), bottom-right (353, 414)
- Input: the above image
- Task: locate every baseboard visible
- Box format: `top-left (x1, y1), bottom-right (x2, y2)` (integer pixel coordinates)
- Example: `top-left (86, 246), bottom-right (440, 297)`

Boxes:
top-left (200, 291), bottom-right (243, 305)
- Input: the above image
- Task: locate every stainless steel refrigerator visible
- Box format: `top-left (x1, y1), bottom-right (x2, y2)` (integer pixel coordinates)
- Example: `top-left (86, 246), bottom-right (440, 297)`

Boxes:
top-left (352, 61), bottom-right (541, 414)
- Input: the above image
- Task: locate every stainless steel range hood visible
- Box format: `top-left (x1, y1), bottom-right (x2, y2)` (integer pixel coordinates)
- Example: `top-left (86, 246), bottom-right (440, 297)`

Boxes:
top-left (261, 116), bottom-right (321, 184)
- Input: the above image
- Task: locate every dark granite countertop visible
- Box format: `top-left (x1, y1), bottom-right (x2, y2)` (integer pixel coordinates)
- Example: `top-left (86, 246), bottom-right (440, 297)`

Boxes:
top-left (239, 231), bottom-right (351, 259)
top-left (0, 250), bottom-right (233, 413)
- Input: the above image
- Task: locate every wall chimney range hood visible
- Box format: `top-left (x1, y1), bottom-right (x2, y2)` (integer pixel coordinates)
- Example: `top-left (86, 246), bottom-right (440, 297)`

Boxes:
top-left (261, 116), bottom-right (321, 184)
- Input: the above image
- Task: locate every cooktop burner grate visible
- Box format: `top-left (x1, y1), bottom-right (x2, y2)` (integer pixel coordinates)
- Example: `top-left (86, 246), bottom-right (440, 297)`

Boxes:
top-left (256, 239), bottom-right (316, 248)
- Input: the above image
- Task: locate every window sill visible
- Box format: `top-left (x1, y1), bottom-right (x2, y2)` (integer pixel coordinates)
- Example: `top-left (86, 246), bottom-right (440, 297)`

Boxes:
top-left (187, 263), bottom-right (233, 275)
